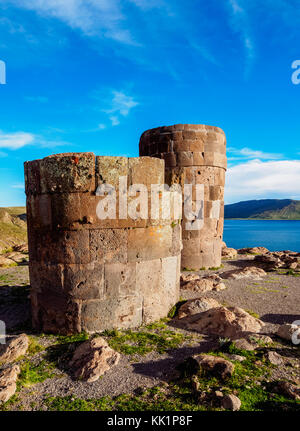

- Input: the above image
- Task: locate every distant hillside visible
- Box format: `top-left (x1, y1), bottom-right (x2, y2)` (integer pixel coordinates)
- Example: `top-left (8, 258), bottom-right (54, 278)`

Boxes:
top-left (0, 207), bottom-right (27, 253)
top-left (225, 199), bottom-right (300, 220)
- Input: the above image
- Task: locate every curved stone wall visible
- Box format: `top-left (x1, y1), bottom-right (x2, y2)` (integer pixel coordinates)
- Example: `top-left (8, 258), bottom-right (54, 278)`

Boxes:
top-left (25, 153), bottom-right (181, 335)
top-left (139, 124), bottom-right (227, 270)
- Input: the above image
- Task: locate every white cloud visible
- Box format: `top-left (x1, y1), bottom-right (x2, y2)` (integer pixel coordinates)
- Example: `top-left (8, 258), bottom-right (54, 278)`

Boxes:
top-left (10, 0), bottom-right (136, 44)
top-left (0, 130), bottom-right (69, 150)
top-left (12, 183), bottom-right (25, 189)
top-left (109, 116), bottom-right (120, 126)
top-left (228, 147), bottom-right (283, 160)
top-left (94, 89), bottom-right (139, 127)
top-left (104, 90), bottom-right (139, 116)
top-left (225, 159), bottom-right (300, 203)
top-left (0, 131), bottom-right (35, 149)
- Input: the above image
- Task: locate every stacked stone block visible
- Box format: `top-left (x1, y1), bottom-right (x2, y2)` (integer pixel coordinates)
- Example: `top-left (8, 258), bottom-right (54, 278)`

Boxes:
top-left (25, 153), bottom-right (181, 335)
top-left (139, 124), bottom-right (227, 270)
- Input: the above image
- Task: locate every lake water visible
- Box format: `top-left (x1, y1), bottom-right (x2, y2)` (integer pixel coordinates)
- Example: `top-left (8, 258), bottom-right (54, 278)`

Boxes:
top-left (223, 220), bottom-right (300, 252)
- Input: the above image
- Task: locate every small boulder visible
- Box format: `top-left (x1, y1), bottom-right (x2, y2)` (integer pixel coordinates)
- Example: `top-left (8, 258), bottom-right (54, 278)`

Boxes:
top-left (180, 306), bottom-right (264, 339)
top-left (69, 337), bottom-right (120, 383)
top-left (181, 274), bottom-right (226, 292)
top-left (267, 351), bottom-right (283, 366)
top-left (221, 394), bottom-right (241, 411)
top-left (273, 381), bottom-right (300, 400)
top-left (220, 266), bottom-right (267, 280)
top-left (0, 256), bottom-right (15, 268)
top-left (222, 247), bottom-right (238, 259)
top-left (276, 323), bottom-right (300, 344)
top-left (177, 298), bottom-right (221, 319)
top-left (238, 247), bottom-right (268, 255)
top-left (186, 354), bottom-right (234, 380)
top-left (0, 365), bottom-right (20, 403)
top-left (0, 334), bottom-right (29, 363)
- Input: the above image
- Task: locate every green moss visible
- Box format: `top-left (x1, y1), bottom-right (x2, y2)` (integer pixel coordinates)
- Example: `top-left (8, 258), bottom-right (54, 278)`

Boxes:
top-left (182, 267), bottom-right (197, 271)
top-left (245, 309), bottom-right (260, 319)
top-left (209, 265), bottom-right (224, 270)
top-left (27, 337), bottom-right (45, 356)
top-left (44, 384), bottom-right (207, 412)
top-left (102, 323), bottom-right (188, 356)
top-left (18, 360), bottom-right (56, 388)
top-left (167, 300), bottom-right (187, 319)
top-left (54, 332), bottom-right (89, 345)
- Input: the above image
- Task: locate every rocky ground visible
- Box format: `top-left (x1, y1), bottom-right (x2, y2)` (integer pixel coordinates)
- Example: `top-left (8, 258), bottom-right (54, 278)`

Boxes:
top-left (0, 248), bottom-right (299, 412)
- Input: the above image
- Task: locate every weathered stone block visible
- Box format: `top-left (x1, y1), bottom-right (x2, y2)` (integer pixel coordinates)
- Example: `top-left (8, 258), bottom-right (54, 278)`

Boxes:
top-left (90, 228), bottom-right (128, 264)
top-left (128, 226), bottom-right (172, 262)
top-left (40, 153), bottom-right (95, 194)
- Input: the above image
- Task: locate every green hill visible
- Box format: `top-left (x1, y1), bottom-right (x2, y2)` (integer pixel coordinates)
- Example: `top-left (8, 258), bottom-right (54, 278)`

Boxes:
top-left (225, 199), bottom-right (300, 220)
top-left (0, 207), bottom-right (27, 253)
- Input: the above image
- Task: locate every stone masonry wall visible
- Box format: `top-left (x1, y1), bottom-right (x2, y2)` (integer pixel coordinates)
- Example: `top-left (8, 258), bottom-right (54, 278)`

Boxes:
top-left (25, 153), bottom-right (182, 335)
top-left (139, 124), bottom-right (227, 270)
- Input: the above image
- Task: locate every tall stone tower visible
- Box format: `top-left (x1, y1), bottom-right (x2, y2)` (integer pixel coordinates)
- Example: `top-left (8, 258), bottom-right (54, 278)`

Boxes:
top-left (139, 124), bottom-right (227, 270)
top-left (25, 153), bottom-right (182, 335)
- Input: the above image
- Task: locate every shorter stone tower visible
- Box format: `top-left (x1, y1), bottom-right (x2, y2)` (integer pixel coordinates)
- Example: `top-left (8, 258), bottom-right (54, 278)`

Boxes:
top-left (139, 124), bottom-right (227, 270)
top-left (25, 153), bottom-right (181, 335)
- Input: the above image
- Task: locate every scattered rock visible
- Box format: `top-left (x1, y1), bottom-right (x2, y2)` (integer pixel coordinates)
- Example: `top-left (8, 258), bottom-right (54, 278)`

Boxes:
top-left (5, 252), bottom-right (28, 263)
top-left (179, 306), bottom-right (264, 338)
top-left (0, 365), bottom-right (20, 403)
top-left (248, 334), bottom-right (273, 345)
top-left (180, 273), bottom-right (200, 284)
top-left (186, 354), bottom-right (234, 380)
top-left (220, 266), bottom-right (267, 280)
top-left (69, 337), bottom-right (120, 383)
top-left (276, 323), bottom-right (300, 344)
top-left (177, 298), bottom-right (221, 319)
top-left (180, 274), bottom-right (226, 292)
top-left (221, 394), bottom-right (241, 411)
top-left (254, 251), bottom-right (300, 271)
top-left (12, 243), bottom-right (28, 253)
top-left (273, 381), bottom-right (300, 400)
top-left (238, 247), bottom-right (268, 255)
top-left (232, 338), bottom-right (256, 351)
top-left (233, 334), bottom-right (272, 351)
top-left (0, 334), bottom-right (29, 363)
top-left (222, 247), bottom-right (238, 259)
top-left (0, 256), bottom-right (15, 268)
top-left (267, 351), bottom-right (284, 366)
top-left (214, 390), bottom-right (224, 398)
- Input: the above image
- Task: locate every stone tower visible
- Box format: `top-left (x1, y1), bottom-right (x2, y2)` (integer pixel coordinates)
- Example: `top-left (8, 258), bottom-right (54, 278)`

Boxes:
top-left (139, 124), bottom-right (227, 270)
top-left (25, 153), bottom-right (181, 335)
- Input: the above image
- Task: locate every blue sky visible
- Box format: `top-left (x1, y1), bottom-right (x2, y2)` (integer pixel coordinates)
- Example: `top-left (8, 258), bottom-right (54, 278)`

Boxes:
top-left (0, 0), bottom-right (299, 206)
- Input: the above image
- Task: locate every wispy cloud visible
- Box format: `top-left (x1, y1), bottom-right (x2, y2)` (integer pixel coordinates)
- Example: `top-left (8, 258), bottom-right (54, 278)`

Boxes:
top-left (93, 89), bottom-right (139, 128)
top-left (227, 0), bottom-right (255, 77)
top-left (225, 159), bottom-right (300, 203)
top-left (0, 130), bottom-right (69, 150)
top-left (0, 131), bottom-right (35, 150)
top-left (9, 0), bottom-right (137, 45)
top-left (228, 147), bottom-right (283, 161)
top-left (103, 90), bottom-right (139, 116)
top-left (12, 183), bottom-right (25, 189)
